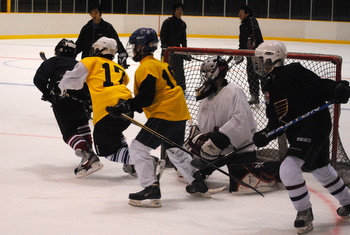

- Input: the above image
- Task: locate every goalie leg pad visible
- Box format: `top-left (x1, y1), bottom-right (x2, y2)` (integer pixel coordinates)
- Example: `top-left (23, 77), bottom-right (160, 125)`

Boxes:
top-left (228, 160), bottom-right (282, 192)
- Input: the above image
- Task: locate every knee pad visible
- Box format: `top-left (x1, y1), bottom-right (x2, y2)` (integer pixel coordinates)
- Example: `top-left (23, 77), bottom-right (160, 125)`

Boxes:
top-left (280, 156), bottom-right (305, 186)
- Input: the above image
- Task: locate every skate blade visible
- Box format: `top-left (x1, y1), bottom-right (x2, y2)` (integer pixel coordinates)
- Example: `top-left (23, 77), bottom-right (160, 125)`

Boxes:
top-left (75, 162), bottom-right (104, 178)
top-left (297, 223), bottom-right (313, 234)
top-left (129, 199), bottom-right (162, 208)
top-left (191, 186), bottom-right (227, 198)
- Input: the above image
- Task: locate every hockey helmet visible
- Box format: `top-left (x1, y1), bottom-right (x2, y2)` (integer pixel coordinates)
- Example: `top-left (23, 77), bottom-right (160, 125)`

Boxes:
top-left (90, 37), bottom-right (118, 59)
top-left (127, 28), bottom-right (159, 62)
top-left (55, 39), bottom-right (76, 58)
top-left (196, 56), bottom-right (229, 101)
top-left (200, 56), bottom-right (229, 82)
top-left (253, 41), bottom-right (287, 77)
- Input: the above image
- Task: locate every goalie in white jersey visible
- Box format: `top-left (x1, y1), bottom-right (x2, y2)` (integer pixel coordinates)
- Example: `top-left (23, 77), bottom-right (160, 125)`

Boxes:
top-left (188, 56), bottom-right (281, 192)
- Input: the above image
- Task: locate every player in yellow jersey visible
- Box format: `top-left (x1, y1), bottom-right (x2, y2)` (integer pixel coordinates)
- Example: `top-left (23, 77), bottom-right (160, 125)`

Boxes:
top-left (106, 28), bottom-right (209, 207)
top-left (59, 37), bottom-right (133, 177)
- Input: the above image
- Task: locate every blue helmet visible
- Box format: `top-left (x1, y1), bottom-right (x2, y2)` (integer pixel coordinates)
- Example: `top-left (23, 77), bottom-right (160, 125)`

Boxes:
top-left (127, 28), bottom-right (159, 62)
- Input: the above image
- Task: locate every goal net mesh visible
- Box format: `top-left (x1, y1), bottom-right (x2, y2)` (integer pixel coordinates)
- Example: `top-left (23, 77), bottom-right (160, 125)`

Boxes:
top-left (164, 47), bottom-right (350, 186)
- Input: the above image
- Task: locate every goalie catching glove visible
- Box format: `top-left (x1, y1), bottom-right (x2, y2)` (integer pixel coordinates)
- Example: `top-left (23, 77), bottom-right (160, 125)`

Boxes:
top-left (106, 99), bottom-right (134, 118)
top-left (189, 130), bottom-right (231, 161)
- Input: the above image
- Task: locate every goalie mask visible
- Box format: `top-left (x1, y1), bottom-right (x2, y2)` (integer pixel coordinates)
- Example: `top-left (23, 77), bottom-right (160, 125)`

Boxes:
top-left (55, 39), bottom-right (76, 58)
top-left (90, 37), bottom-right (118, 60)
top-left (127, 28), bottom-right (159, 62)
top-left (253, 41), bottom-right (287, 77)
top-left (196, 56), bottom-right (228, 101)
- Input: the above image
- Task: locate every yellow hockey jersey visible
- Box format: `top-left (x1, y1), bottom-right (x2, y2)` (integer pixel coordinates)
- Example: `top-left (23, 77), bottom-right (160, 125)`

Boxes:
top-left (134, 55), bottom-right (190, 121)
top-left (81, 57), bottom-right (132, 124)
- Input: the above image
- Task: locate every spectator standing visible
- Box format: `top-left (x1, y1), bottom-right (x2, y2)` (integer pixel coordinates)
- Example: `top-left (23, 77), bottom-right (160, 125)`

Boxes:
top-left (75, 4), bottom-right (128, 69)
top-left (236, 5), bottom-right (265, 105)
top-left (160, 2), bottom-right (187, 91)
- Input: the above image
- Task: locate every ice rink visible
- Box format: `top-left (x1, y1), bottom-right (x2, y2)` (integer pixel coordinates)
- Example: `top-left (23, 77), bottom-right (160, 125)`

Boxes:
top-left (1, 37), bottom-right (350, 235)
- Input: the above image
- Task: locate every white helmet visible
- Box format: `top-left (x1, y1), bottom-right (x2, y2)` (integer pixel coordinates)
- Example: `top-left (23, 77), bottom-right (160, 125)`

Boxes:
top-left (253, 41), bottom-right (287, 77)
top-left (90, 37), bottom-right (118, 59)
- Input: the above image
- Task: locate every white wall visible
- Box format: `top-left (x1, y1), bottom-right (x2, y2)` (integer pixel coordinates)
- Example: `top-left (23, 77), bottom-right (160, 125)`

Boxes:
top-left (0, 13), bottom-right (349, 43)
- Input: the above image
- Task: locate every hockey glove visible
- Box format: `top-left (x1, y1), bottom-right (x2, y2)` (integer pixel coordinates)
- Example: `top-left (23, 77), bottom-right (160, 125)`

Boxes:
top-left (334, 80), bottom-right (350, 104)
top-left (106, 99), bottom-right (134, 118)
top-left (234, 56), bottom-right (244, 65)
top-left (253, 128), bottom-right (275, 148)
top-left (118, 52), bottom-right (129, 69)
top-left (41, 93), bottom-right (53, 103)
top-left (200, 131), bottom-right (230, 160)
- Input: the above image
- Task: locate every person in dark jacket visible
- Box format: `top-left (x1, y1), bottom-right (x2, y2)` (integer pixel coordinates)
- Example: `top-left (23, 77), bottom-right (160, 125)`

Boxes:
top-left (33, 39), bottom-right (102, 177)
top-left (236, 5), bottom-right (265, 105)
top-left (252, 41), bottom-right (350, 234)
top-left (160, 2), bottom-right (187, 91)
top-left (75, 4), bottom-right (128, 69)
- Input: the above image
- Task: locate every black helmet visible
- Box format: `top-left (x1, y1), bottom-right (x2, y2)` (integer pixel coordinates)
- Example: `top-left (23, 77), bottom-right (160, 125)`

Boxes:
top-left (55, 39), bottom-right (76, 58)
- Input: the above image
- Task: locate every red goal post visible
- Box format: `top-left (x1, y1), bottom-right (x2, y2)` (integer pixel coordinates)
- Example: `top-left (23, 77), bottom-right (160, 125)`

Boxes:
top-left (163, 47), bottom-right (349, 182)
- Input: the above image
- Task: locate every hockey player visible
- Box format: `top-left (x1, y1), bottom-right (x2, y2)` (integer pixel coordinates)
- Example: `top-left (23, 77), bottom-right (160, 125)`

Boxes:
top-left (33, 39), bottom-right (101, 177)
top-left (236, 5), bottom-right (265, 105)
top-left (59, 37), bottom-right (134, 177)
top-left (252, 41), bottom-right (350, 234)
top-left (106, 28), bottom-right (210, 208)
top-left (187, 56), bottom-right (256, 188)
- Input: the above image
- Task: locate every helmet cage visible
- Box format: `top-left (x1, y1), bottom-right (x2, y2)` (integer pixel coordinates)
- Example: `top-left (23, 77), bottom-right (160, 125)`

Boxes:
top-left (196, 56), bottom-right (228, 100)
top-left (55, 39), bottom-right (76, 57)
top-left (200, 56), bottom-right (228, 83)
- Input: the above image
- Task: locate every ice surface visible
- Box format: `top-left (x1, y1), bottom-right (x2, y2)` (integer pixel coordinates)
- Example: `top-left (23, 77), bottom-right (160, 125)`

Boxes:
top-left (0, 38), bottom-right (349, 235)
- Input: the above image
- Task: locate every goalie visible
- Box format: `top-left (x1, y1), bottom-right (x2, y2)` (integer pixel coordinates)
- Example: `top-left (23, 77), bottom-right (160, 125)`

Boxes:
top-left (187, 56), bottom-right (281, 192)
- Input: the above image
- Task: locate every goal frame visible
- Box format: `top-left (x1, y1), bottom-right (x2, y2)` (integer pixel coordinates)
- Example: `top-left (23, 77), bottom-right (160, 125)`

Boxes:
top-left (164, 47), bottom-right (343, 165)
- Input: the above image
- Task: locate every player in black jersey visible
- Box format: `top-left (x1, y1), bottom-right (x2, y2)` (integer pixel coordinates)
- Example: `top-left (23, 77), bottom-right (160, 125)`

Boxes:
top-left (252, 41), bottom-right (350, 234)
top-left (33, 39), bottom-right (102, 178)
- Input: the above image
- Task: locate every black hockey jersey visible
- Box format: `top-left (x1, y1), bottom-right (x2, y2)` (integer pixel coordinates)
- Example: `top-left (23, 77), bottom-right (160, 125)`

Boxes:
top-left (263, 63), bottom-right (337, 141)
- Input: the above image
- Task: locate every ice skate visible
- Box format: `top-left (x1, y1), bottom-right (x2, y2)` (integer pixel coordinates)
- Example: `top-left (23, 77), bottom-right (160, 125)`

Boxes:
top-left (337, 204), bottom-right (350, 219)
top-left (294, 208), bottom-right (314, 234)
top-left (74, 149), bottom-right (103, 178)
top-left (123, 164), bottom-right (137, 177)
top-left (129, 182), bottom-right (162, 208)
top-left (186, 171), bottom-right (211, 198)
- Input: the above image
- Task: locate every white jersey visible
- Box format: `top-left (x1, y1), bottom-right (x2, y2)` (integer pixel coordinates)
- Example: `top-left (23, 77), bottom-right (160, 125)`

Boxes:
top-left (197, 83), bottom-right (256, 153)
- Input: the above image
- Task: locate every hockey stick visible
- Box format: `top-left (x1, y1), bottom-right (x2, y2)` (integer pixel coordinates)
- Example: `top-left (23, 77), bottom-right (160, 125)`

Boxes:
top-left (39, 51), bottom-right (48, 61)
top-left (194, 100), bottom-right (335, 170)
top-left (265, 100), bottom-right (334, 138)
top-left (120, 113), bottom-right (264, 197)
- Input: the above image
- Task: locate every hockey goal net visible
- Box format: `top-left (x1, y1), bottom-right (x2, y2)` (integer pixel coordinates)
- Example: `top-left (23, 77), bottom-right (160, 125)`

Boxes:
top-left (163, 47), bottom-right (350, 186)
